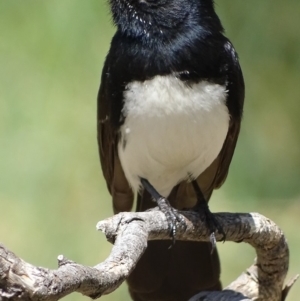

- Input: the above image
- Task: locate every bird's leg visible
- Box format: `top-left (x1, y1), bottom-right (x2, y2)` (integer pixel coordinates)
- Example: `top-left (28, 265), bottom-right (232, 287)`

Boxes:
top-left (192, 181), bottom-right (226, 250)
top-left (140, 178), bottom-right (186, 244)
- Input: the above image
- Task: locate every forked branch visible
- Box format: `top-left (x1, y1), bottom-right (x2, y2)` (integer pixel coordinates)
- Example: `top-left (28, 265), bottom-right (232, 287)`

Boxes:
top-left (0, 209), bottom-right (295, 301)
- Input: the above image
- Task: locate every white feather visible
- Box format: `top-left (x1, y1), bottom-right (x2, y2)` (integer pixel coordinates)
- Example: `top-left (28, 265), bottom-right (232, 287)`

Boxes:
top-left (118, 75), bottom-right (230, 197)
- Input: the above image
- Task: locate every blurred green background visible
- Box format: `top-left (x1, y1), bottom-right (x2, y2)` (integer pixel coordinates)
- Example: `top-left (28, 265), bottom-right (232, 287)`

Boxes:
top-left (0, 1), bottom-right (299, 300)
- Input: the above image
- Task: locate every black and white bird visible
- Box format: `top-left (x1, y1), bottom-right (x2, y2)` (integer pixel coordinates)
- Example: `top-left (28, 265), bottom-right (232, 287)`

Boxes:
top-left (97, 0), bottom-right (244, 300)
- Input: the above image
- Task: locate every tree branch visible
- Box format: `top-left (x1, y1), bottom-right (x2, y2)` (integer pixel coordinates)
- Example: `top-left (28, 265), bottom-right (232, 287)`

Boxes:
top-left (0, 209), bottom-right (295, 301)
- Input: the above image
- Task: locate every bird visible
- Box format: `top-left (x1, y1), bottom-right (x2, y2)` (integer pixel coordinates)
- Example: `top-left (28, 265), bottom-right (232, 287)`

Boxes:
top-left (97, 0), bottom-right (245, 300)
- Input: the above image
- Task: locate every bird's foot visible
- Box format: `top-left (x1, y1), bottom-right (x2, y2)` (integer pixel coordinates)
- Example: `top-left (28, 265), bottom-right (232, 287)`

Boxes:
top-left (157, 197), bottom-right (187, 245)
top-left (139, 178), bottom-right (186, 246)
top-left (194, 202), bottom-right (226, 252)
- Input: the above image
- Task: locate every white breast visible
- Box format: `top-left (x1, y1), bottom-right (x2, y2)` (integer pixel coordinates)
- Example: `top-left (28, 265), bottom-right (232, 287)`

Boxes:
top-left (118, 75), bottom-right (230, 197)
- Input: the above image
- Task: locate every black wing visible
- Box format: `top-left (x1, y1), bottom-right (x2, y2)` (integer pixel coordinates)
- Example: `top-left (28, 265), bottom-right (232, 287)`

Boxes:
top-left (97, 59), bottom-right (134, 213)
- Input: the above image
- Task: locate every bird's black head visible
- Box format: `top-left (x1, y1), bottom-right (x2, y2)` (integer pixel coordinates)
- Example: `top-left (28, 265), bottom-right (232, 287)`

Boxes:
top-left (109, 0), bottom-right (223, 39)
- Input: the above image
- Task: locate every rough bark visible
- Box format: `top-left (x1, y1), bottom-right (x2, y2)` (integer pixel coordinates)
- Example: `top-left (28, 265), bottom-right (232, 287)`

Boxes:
top-left (0, 209), bottom-right (296, 301)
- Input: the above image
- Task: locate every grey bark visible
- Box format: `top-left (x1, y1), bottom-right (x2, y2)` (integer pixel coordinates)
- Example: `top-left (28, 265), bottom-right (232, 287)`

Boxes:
top-left (0, 209), bottom-right (296, 301)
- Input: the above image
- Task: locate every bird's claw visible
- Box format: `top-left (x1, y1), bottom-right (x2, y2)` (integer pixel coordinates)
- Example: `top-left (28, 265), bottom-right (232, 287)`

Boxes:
top-left (195, 202), bottom-right (226, 252)
top-left (157, 197), bottom-right (186, 246)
